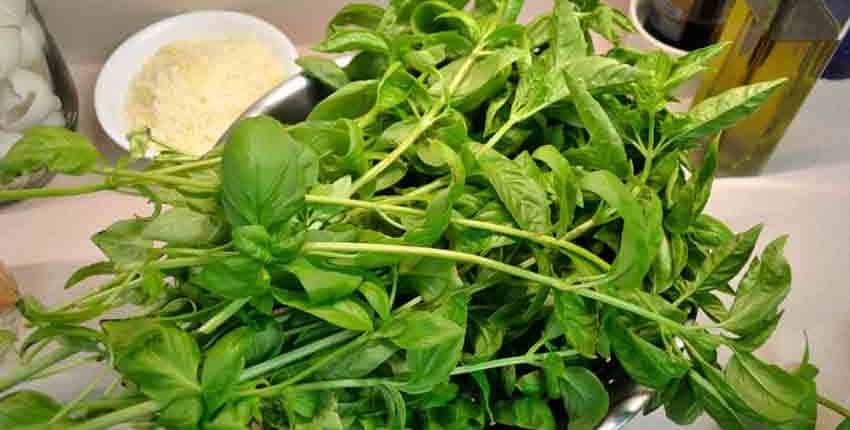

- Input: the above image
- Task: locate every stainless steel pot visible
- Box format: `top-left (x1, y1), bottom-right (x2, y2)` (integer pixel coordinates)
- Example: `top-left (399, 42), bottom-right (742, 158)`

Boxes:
top-left (235, 55), bottom-right (653, 430)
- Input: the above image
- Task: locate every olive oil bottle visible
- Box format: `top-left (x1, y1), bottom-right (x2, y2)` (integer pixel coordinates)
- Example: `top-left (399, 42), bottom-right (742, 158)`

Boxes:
top-left (694, 0), bottom-right (849, 175)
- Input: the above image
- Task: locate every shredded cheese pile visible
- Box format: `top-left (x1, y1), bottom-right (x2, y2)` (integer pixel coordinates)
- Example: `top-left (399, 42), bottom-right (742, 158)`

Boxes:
top-left (126, 36), bottom-right (286, 156)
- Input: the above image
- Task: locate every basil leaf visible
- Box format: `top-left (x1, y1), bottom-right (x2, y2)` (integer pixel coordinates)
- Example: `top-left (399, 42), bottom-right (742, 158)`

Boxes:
top-left (358, 280), bottom-right (391, 321)
top-left (308, 80), bottom-right (378, 121)
top-left (510, 57), bottom-right (641, 125)
top-left (425, 31), bottom-right (475, 57)
top-left (665, 79), bottom-right (787, 144)
top-left (477, 145), bottom-right (551, 233)
top-left (471, 320), bottom-right (505, 361)
top-left (404, 44), bottom-right (448, 74)
top-left (374, 161), bottom-right (408, 193)
top-left (636, 51), bottom-right (675, 89)
top-left (581, 172), bottom-right (664, 291)
top-left (92, 219), bottom-right (153, 265)
top-left (130, 267), bottom-right (162, 306)
top-left (272, 289), bottom-right (373, 332)
top-left (286, 257), bottom-right (363, 304)
top-left (376, 384), bottom-right (407, 430)
top-left (494, 397), bottom-right (556, 430)
top-left (17, 296), bottom-right (111, 325)
top-left (288, 120), bottom-right (349, 158)
top-left (64, 261), bottom-right (115, 290)
top-left (405, 295), bottom-right (467, 393)
top-left (775, 383), bottom-right (817, 430)
top-left (399, 257), bottom-right (463, 302)
top-left (550, 0), bottom-right (587, 68)
top-left (0, 127), bottom-right (100, 181)
top-left (533, 145), bottom-right (581, 233)
top-left (499, 0), bottom-right (525, 22)
top-left (221, 117), bottom-right (317, 230)
top-left (516, 371), bottom-right (544, 396)
top-left (202, 327), bottom-right (253, 414)
top-left (142, 208), bottom-right (225, 246)
top-left (345, 51), bottom-right (390, 81)
top-left (196, 257), bottom-right (269, 299)
top-left (380, 311), bottom-right (464, 349)
top-left (689, 371), bottom-right (747, 430)
top-left (665, 139), bottom-right (717, 233)
top-left (283, 391), bottom-right (320, 419)
top-left (471, 371), bottom-right (495, 423)
top-left (651, 232), bottom-right (675, 293)
top-left (689, 214), bottom-right (735, 248)
top-left (484, 89), bottom-right (512, 136)
top-left (157, 397), bottom-right (203, 430)
top-left (315, 28), bottom-right (389, 54)
top-left (204, 398), bottom-right (261, 430)
top-left (232, 225), bottom-right (273, 263)
top-left (110, 324), bottom-right (201, 402)
top-left (689, 349), bottom-right (757, 415)
top-left (373, 62), bottom-right (422, 114)
top-left (0, 391), bottom-right (65, 428)
top-left (405, 141), bottom-right (465, 245)
top-left (724, 236), bottom-right (792, 335)
top-left (694, 292), bottom-right (729, 323)
top-left (414, 3), bottom-right (480, 41)
top-left (664, 377), bottom-right (703, 425)
top-left (319, 339), bottom-right (398, 379)
top-left (412, 0), bottom-right (456, 34)
top-left (484, 23), bottom-right (525, 48)
top-left (584, 4), bottom-right (634, 44)
top-left (287, 393), bottom-right (344, 429)
top-left (561, 367), bottom-right (609, 430)
top-left (328, 3), bottom-right (385, 33)
top-left (564, 73), bottom-right (630, 178)
top-left (563, 56), bottom-right (645, 89)
top-left (436, 49), bottom-right (525, 112)
top-left (296, 56), bottom-right (350, 90)
top-left (245, 319), bottom-right (283, 365)
top-left (510, 58), bottom-right (559, 120)
top-left (689, 224), bottom-right (763, 295)
top-left (665, 42), bottom-right (729, 91)
top-left (415, 383), bottom-right (459, 410)
top-left (725, 351), bottom-right (808, 423)
top-left (729, 311), bottom-right (783, 352)
top-left (553, 291), bottom-right (597, 358)
top-left (605, 316), bottom-right (690, 389)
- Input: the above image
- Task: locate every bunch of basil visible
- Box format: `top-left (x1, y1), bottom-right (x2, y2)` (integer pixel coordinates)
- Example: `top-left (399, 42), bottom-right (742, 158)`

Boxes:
top-left (0, 1), bottom-right (847, 429)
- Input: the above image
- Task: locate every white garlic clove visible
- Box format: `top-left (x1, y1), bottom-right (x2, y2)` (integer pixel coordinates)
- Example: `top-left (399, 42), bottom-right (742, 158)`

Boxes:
top-left (0, 130), bottom-right (21, 157)
top-left (0, 0), bottom-right (25, 27)
top-left (0, 26), bottom-right (21, 80)
top-left (0, 78), bottom-right (22, 113)
top-left (19, 14), bottom-right (46, 68)
top-left (1, 68), bottom-right (56, 131)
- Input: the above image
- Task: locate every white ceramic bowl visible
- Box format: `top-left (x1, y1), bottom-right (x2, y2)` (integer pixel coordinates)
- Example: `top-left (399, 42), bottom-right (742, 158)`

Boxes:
top-left (95, 10), bottom-right (298, 155)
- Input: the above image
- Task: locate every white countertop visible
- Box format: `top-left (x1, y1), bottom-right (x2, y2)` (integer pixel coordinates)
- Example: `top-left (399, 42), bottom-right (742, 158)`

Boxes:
top-left (3, 1), bottom-right (850, 429)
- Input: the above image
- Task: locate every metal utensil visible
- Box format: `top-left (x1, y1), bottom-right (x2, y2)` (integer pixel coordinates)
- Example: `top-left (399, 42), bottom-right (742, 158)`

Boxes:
top-left (0, 0), bottom-right (79, 195)
top-left (234, 56), bottom-right (653, 430)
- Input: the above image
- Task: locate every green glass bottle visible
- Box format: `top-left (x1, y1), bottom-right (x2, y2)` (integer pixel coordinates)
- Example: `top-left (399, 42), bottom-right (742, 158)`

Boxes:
top-left (694, 0), bottom-right (849, 175)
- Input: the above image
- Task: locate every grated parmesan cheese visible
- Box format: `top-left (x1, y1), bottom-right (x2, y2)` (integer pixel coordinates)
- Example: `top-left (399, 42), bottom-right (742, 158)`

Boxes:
top-left (125, 36), bottom-right (286, 156)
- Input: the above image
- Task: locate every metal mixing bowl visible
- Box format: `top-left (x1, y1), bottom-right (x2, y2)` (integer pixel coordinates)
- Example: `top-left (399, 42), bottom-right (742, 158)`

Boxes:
top-left (235, 56), bottom-right (653, 430)
top-left (0, 0), bottom-right (79, 195)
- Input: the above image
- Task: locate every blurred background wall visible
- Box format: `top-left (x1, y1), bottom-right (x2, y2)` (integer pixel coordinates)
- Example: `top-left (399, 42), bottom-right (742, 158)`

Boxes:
top-left (34, 0), bottom-right (626, 65)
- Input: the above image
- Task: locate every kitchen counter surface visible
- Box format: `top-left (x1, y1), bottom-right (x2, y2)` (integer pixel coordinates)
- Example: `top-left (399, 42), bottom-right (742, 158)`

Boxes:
top-left (3, 1), bottom-right (850, 429)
